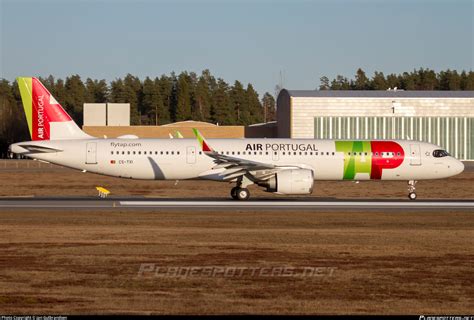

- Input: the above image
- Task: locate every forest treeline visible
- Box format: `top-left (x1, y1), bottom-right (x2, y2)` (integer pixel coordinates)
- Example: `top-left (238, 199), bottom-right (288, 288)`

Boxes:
top-left (320, 68), bottom-right (474, 90)
top-left (1, 69), bottom-right (277, 127)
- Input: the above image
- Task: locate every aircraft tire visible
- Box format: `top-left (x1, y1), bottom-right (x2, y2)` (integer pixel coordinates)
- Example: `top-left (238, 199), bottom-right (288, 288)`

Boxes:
top-left (231, 187), bottom-right (239, 200)
top-left (236, 188), bottom-right (250, 201)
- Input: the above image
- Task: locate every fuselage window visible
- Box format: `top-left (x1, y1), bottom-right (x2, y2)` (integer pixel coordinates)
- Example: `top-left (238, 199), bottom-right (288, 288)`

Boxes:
top-left (266, 152), bottom-right (269, 155)
top-left (282, 152), bottom-right (286, 155)
top-left (110, 151), bottom-right (113, 155)
top-left (122, 151), bottom-right (125, 155)
top-left (199, 151), bottom-right (202, 155)
top-left (177, 151), bottom-right (180, 155)
top-left (332, 152), bottom-right (335, 156)
top-left (310, 152), bottom-right (313, 156)
top-left (254, 152), bottom-right (257, 155)
top-left (274, 152), bottom-right (277, 155)
top-left (166, 151), bottom-right (169, 155)
top-left (155, 151), bottom-right (158, 155)
top-left (128, 151), bottom-right (130, 155)
top-left (375, 152), bottom-right (379, 156)
top-left (397, 152), bottom-right (400, 156)
top-left (133, 151), bottom-right (136, 155)
top-left (144, 151), bottom-right (146, 155)
top-left (171, 151), bottom-right (174, 155)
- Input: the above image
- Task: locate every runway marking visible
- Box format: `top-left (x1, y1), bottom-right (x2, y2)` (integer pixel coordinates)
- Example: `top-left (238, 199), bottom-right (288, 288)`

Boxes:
top-left (0, 200), bottom-right (472, 209)
top-left (119, 201), bottom-right (474, 209)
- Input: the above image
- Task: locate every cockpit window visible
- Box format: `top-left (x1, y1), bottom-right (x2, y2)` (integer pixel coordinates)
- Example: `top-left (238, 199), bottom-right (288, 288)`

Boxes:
top-left (433, 149), bottom-right (450, 157)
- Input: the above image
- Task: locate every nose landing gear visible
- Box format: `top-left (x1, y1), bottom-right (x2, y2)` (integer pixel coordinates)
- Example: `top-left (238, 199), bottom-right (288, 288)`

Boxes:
top-left (408, 180), bottom-right (417, 200)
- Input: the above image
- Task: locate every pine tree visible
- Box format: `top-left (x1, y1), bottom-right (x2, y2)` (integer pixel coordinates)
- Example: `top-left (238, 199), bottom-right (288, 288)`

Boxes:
top-left (261, 92), bottom-right (276, 122)
top-left (319, 76), bottom-right (330, 90)
top-left (246, 84), bottom-right (263, 124)
top-left (85, 78), bottom-right (108, 103)
top-left (193, 70), bottom-right (213, 121)
top-left (175, 73), bottom-right (192, 121)
top-left (211, 79), bottom-right (234, 125)
top-left (64, 75), bottom-right (87, 125)
top-left (354, 68), bottom-right (369, 90)
top-left (330, 75), bottom-right (351, 90)
top-left (123, 74), bottom-right (142, 125)
top-left (230, 81), bottom-right (248, 124)
top-left (109, 78), bottom-right (140, 124)
top-left (142, 77), bottom-right (168, 125)
top-left (371, 71), bottom-right (387, 90)
top-left (157, 75), bottom-right (173, 123)
top-left (461, 71), bottom-right (474, 90)
top-left (386, 73), bottom-right (400, 89)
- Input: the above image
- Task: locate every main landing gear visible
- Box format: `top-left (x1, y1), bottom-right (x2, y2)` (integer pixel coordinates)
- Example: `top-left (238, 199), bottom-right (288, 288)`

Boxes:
top-left (231, 187), bottom-right (250, 200)
top-left (230, 176), bottom-right (253, 200)
top-left (408, 180), bottom-right (417, 200)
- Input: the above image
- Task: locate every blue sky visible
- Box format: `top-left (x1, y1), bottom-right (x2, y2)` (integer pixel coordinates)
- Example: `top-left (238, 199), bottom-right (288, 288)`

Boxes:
top-left (1, 0), bottom-right (473, 96)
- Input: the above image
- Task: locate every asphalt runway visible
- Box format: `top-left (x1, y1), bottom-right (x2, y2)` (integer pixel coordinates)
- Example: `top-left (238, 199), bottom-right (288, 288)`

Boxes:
top-left (0, 197), bottom-right (473, 210)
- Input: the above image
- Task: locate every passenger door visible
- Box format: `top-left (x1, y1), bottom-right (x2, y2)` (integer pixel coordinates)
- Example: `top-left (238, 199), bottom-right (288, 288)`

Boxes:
top-left (86, 142), bottom-right (97, 164)
top-left (409, 144), bottom-right (421, 166)
top-left (186, 146), bottom-right (196, 164)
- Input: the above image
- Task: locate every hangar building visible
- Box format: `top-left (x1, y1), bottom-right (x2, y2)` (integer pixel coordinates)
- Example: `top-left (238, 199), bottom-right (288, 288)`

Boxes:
top-left (277, 90), bottom-right (474, 160)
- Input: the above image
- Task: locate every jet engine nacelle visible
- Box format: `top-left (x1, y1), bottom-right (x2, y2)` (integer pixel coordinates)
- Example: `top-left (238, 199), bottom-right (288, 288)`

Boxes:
top-left (260, 169), bottom-right (314, 195)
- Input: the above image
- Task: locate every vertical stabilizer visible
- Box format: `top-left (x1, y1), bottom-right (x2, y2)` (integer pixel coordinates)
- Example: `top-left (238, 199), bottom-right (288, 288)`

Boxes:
top-left (17, 77), bottom-right (91, 140)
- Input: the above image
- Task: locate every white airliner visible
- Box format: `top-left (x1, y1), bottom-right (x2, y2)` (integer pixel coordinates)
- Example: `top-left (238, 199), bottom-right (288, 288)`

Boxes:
top-left (10, 77), bottom-right (464, 200)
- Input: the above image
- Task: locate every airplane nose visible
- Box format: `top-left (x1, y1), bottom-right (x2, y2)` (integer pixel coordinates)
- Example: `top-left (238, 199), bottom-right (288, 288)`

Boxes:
top-left (452, 159), bottom-right (464, 176)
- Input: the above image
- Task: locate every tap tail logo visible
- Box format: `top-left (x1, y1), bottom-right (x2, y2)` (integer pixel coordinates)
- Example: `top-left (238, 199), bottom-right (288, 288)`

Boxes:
top-left (17, 77), bottom-right (89, 141)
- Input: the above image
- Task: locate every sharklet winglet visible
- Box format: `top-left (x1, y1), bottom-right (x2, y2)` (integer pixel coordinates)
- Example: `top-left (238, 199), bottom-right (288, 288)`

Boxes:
top-left (192, 128), bottom-right (213, 152)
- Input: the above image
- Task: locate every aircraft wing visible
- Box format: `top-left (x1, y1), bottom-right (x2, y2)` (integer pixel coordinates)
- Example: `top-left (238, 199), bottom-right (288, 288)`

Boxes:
top-left (192, 129), bottom-right (300, 181)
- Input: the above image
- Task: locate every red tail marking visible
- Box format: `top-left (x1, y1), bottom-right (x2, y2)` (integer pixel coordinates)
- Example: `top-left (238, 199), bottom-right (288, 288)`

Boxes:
top-left (31, 78), bottom-right (71, 140)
